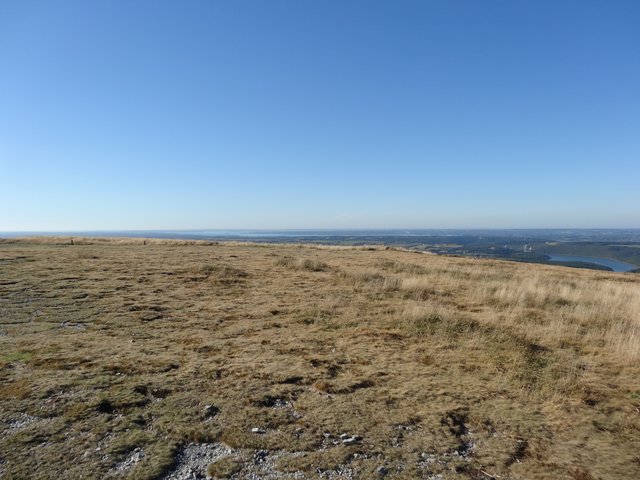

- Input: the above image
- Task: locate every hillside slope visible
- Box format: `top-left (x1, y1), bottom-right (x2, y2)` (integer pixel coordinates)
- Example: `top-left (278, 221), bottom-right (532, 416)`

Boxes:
top-left (1, 239), bottom-right (639, 479)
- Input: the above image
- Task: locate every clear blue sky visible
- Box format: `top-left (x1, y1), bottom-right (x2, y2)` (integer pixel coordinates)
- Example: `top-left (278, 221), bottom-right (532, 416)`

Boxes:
top-left (1, 0), bottom-right (639, 231)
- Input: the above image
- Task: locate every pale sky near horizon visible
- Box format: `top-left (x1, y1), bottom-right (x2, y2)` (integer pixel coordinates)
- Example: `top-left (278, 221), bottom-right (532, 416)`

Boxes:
top-left (1, 1), bottom-right (639, 231)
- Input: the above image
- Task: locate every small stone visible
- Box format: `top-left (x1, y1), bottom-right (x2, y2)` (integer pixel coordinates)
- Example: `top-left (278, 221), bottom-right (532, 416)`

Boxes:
top-left (251, 427), bottom-right (266, 434)
top-left (203, 404), bottom-right (219, 419)
top-left (339, 433), bottom-right (349, 440)
top-left (342, 437), bottom-right (358, 445)
top-left (254, 450), bottom-right (268, 462)
top-left (377, 466), bottom-right (389, 476)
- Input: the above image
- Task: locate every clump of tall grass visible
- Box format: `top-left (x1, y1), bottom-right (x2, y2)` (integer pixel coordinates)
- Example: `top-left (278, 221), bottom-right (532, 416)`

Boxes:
top-left (469, 271), bottom-right (640, 362)
top-left (376, 260), bottom-right (429, 275)
top-left (389, 305), bottom-right (477, 339)
top-left (398, 276), bottom-right (450, 300)
top-left (338, 270), bottom-right (400, 292)
top-left (274, 256), bottom-right (328, 272)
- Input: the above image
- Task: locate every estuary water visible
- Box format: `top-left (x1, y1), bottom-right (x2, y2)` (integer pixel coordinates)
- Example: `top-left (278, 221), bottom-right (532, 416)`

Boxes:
top-left (547, 254), bottom-right (637, 272)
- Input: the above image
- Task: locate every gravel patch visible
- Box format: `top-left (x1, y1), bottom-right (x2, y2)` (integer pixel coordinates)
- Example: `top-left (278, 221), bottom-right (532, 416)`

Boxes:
top-left (161, 443), bottom-right (234, 480)
top-left (111, 447), bottom-right (145, 474)
top-left (160, 443), bottom-right (310, 480)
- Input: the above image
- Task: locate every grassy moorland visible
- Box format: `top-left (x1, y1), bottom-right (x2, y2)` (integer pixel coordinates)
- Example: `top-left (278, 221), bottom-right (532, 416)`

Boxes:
top-left (1, 238), bottom-right (639, 480)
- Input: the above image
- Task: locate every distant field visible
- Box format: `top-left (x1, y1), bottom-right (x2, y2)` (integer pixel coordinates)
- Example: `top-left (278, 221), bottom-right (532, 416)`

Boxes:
top-left (1, 238), bottom-right (640, 479)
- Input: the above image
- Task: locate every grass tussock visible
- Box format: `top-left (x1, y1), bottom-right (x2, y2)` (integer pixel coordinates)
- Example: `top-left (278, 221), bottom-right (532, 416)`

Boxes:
top-left (389, 306), bottom-right (478, 339)
top-left (274, 256), bottom-right (328, 272)
top-left (377, 259), bottom-right (429, 275)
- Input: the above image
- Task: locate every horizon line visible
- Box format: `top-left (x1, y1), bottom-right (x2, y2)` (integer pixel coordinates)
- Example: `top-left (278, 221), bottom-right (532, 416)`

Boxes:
top-left (2, 227), bottom-right (640, 234)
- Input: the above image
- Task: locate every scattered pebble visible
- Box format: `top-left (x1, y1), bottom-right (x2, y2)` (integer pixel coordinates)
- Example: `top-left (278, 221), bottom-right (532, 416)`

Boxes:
top-left (203, 404), bottom-right (219, 419)
top-left (254, 450), bottom-right (269, 463)
top-left (376, 465), bottom-right (389, 476)
top-left (341, 435), bottom-right (362, 445)
top-left (6, 413), bottom-right (38, 431)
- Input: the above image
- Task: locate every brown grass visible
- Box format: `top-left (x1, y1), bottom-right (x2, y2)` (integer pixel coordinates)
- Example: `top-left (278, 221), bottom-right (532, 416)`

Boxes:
top-left (274, 255), bottom-right (329, 272)
top-left (207, 456), bottom-right (242, 478)
top-left (0, 238), bottom-right (639, 479)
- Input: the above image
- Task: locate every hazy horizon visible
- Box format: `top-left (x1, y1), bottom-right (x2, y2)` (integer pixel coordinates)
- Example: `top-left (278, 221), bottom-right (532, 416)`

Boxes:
top-left (3, 227), bottom-right (640, 235)
top-left (2, 1), bottom-right (639, 231)
top-left (3, 227), bottom-right (640, 238)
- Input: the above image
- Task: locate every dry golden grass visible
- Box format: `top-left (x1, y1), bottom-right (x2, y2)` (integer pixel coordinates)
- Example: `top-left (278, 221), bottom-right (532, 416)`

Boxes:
top-left (0, 237), bottom-right (639, 479)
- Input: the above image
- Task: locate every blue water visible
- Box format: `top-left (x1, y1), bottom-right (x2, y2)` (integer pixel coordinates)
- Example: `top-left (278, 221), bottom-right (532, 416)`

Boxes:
top-left (547, 254), bottom-right (637, 272)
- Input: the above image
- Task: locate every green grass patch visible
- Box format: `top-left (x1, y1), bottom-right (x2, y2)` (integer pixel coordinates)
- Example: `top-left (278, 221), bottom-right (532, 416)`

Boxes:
top-left (4, 351), bottom-right (33, 363)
